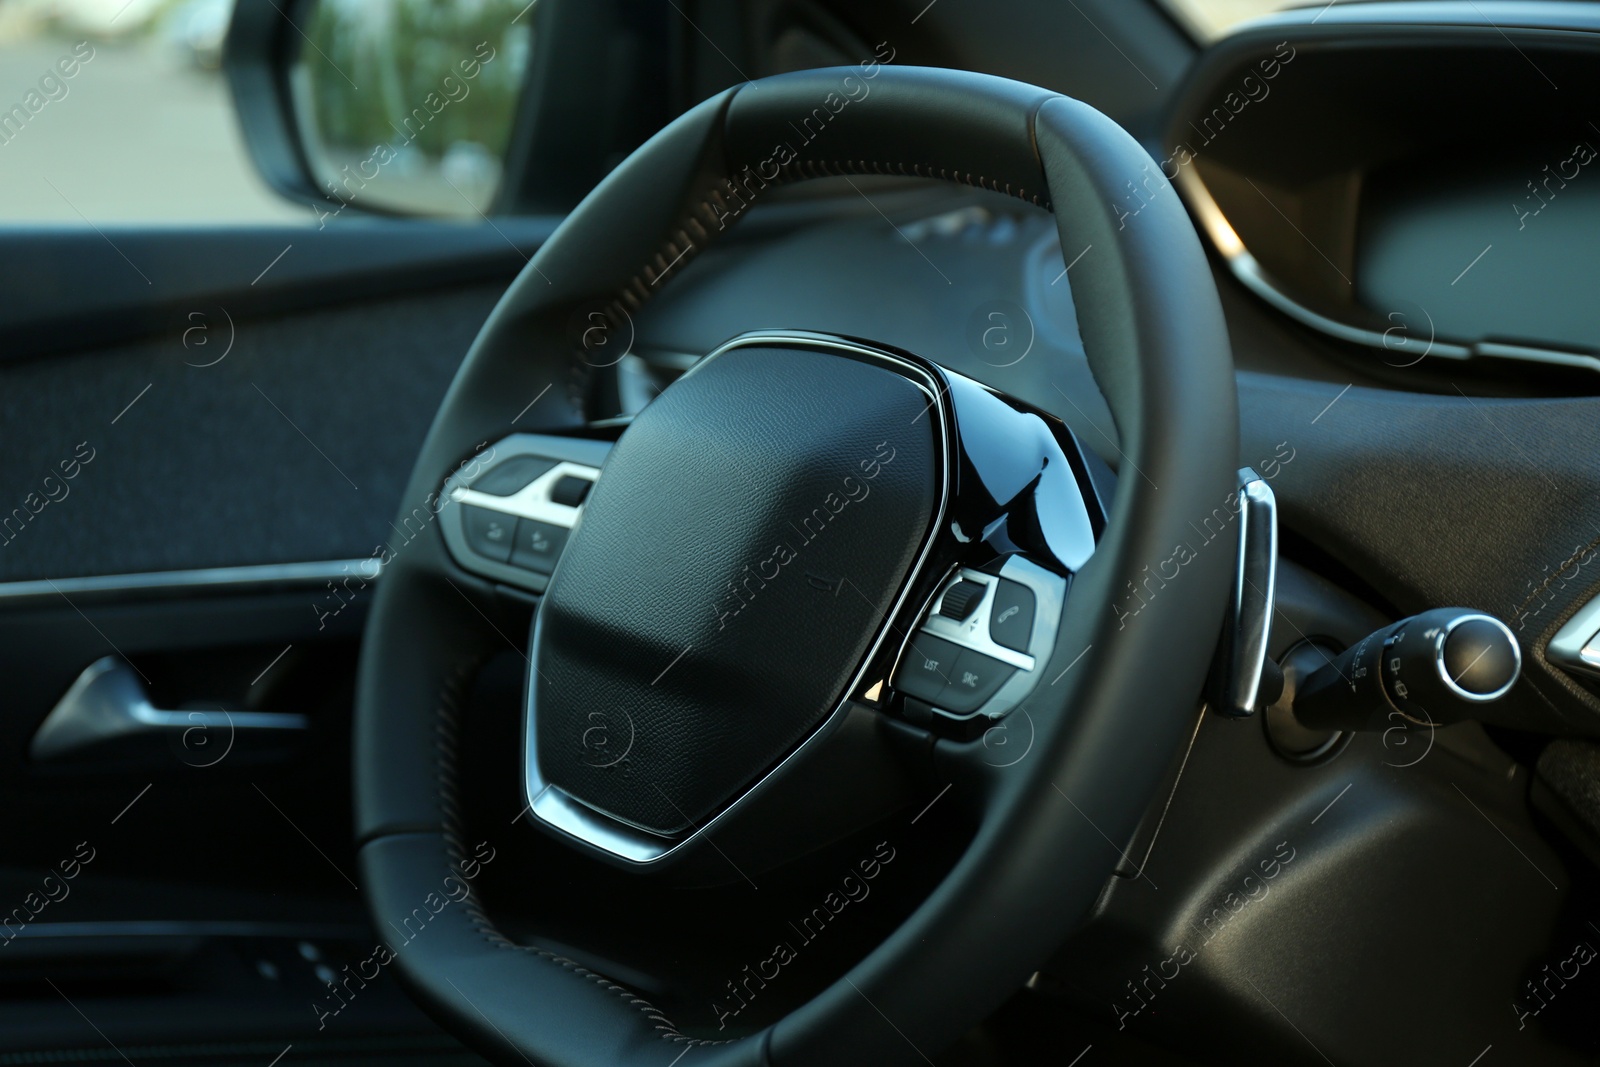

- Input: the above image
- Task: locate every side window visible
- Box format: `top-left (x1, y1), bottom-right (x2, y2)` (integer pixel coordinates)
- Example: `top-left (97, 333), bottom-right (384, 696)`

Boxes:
top-left (0, 0), bottom-right (304, 224)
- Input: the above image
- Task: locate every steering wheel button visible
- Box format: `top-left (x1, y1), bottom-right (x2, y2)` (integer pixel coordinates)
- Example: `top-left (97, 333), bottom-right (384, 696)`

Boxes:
top-left (471, 456), bottom-right (554, 496)
top-left (939, 579), bottom-right (988, 621)
top-left (551, 475), bottom-right (593, 507)
top-left (510, 518), bottom-right (569, 574)
top-left (461, 505), bottom-right (514, 562)
top-left (989, 580), bottom-right (1036, 652)
top-left (897, 633), bottom-right (962, 704)
top-left (938, 649), bottom-right (1016, 714)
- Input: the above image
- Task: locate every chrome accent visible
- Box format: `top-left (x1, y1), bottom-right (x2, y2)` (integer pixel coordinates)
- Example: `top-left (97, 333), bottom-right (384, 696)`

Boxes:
top-left (921, 571), bottom-right (1037, 672)
top-left (896, 557), bottom-right (1069, 723)
top-left (437, 434), bottom-right (612, 594)
top-left (451, 461), bottom-right (599, 527)
top-left (522, 331), bottom-right (952, 865)
top-left (1476, 341), bottom-right (1600, 375)
top-left (1434, 612), bottom-right (1521, 702)
top-left (530, 788), bottom-right (672, 862)
top-left (1214, 467), bottom-right (1279, 717)
top-left (1548, 596), bottom-right (1600, 678)
top-left (1173, 166), bottom-right (1600, 374)
top-left (0, 558), bottom-right (381, 608)
top-left (31, 656), bottom-right (307, 763)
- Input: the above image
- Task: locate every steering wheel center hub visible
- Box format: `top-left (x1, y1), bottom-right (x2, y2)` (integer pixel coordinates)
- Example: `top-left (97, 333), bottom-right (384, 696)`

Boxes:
top-left (529, 342), bottom-right (940, 836)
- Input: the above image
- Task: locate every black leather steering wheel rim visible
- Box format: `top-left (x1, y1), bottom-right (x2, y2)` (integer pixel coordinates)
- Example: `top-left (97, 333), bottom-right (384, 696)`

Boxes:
top-left (353, 65), bottom-right (1238, 1067)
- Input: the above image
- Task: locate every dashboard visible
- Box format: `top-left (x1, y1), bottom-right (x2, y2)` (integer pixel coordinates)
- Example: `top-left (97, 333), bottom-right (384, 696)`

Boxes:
top-left (1169, 2), bottom-right (1600, 376)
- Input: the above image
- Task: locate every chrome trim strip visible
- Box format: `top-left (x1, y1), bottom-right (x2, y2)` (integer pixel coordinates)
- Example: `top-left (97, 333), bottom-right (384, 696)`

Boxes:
top-left (1173, 166), bottom-right (1600, 373)
top-left (0, 558), bottom-right (381, 608)
top-left (450, 461), bottom-right (599, 528)
top-left (1549, 595), bottom-right (1600, 678)
top-left (1475, 342), bottom-right (1600, 374)
top-left (530, 788), bottom-right (672, 863)
top-left (522, 330), bottom-right (953, 865)
top-left (1434, 612), bottom-right (1522, 702)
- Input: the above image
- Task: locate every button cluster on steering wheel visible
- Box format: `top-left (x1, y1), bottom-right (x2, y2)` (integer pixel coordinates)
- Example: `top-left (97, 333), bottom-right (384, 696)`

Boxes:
top-left (892, 561), bottom-right (1066, 734)
top-left (437, 433), bottom-right (611, 594)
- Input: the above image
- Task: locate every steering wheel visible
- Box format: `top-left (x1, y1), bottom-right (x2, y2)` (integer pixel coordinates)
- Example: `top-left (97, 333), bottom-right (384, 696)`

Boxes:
top-left (353, 66), bottom-right (1237, 1066)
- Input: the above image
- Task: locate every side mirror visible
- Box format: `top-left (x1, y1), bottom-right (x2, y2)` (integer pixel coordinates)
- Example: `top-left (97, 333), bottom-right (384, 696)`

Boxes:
top-left (225, 0), bottom-right (534, 220)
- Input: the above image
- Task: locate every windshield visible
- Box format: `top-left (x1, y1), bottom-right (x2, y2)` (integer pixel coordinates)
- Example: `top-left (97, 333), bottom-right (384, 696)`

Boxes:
top-left (1159, 0), bottom-right (1439, 41)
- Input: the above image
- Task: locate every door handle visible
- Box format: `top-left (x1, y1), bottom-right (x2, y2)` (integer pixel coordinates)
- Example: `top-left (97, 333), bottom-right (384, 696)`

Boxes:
top-left (31, 656), bottom-right (308, 765)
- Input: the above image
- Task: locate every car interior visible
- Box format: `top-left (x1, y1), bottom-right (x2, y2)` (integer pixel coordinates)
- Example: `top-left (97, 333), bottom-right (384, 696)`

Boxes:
top-left (5, 0), bottom-right (1600, 1064)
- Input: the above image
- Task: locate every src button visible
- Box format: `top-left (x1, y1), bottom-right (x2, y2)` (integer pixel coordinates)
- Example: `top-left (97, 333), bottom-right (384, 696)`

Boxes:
top-left (938, 650), bottom-right (1015, 714)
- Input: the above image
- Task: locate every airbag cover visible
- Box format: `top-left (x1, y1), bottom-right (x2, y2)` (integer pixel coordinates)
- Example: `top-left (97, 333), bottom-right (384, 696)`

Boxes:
top-left (532, 345), bottom-right (937, 834)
